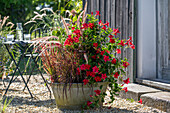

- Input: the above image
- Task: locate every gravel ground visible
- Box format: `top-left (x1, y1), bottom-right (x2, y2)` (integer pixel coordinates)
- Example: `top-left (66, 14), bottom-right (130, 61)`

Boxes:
top-left (0, 75), bottom-right (166, 113)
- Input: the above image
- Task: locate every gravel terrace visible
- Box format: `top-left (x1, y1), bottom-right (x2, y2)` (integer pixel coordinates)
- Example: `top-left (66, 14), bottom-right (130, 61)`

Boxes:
top-left (0, 74), bottom-right (166, 113)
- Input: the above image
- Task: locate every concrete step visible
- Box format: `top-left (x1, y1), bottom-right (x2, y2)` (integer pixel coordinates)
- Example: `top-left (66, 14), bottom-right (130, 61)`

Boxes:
top-left (118, 83), bottom-right (170, 112)
top-left (141, 92), bottom-right (170, 112)
top-left (119, 83), bottom-right (161, 101)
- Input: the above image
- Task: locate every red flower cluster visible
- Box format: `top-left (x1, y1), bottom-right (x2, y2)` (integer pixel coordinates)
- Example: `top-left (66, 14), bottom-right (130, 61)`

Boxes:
top-left (87, 101), bottom-right (92, 106)
top-left (96, 11), bottom-right (100, 16)
top-left (116, 49), bottom-right (121, 54)
top-left (93, 43), bottom-right (98, 47)
top-left (113, 28), bottom-right (120, 35)
top-left (114, 72), bottom-right (119, 78)
top-left (123, 87), bottom-right (128, 92)
top-left (138, 99), bottom-right (142, 104)
top-left (94, 76), bottom-right (101, 82)
top-left (83, 79), bottom-right (89, 85)
top-left (111, 58), bottom-right (117, 64)
top-left (80, 64), bottom-right (91, 70)
top-left (104, 55), bottom-right (110, 62)
top-left (90, 72), bottom-right (96, 77)
top-left (101, 73), bottom-right (107, 80)
top-left (123, 62), bottom-right (129, 68)
top-left (110, 38), bottom-right (115, 43)
top-left (92, 66), bottom-right (99, 73)
top-left (118, 40), bottom-right (125, 46)
top-left (89, 23), bottom-right (95, 29)
top-left (94, 89), bottom-right (101, 95)
top-left (125, 36), bottom-right (135, 49)
top-left (64, 35), bottom-right (74, 46)
top-left (123, 78), bottom-right (130, 84)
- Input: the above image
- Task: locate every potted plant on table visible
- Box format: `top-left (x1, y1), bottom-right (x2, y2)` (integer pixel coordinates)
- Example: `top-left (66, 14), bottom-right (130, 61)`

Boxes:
top-left (32, 3), bottom-right (135, 110)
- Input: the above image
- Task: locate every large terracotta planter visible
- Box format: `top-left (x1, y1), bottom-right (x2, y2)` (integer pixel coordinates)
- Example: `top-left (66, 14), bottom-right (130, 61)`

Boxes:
top-left (50, 82), bottom-right (108, 110)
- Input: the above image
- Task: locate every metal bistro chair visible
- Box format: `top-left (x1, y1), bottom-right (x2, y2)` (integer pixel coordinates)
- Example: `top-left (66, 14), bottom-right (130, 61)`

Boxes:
top-left (23, 28), bottom-right (52, 98)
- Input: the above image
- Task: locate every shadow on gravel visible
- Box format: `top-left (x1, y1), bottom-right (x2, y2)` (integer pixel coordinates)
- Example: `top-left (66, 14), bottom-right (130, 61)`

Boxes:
top-left (1, 95), bottom-right (136, 113)
top-left (2, 95), bottom-right (56, 109)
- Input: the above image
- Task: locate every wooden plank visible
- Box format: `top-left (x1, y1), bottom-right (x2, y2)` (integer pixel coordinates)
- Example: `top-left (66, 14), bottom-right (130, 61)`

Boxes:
top-left (115, 0), bottom-right (120, 38)
top-left (157, 0), bottom-right (163, 79)
top-left (96, 0), bottom-right (100, 20)
top-left (87, 0), bottom-right (91, 14)
top-left (169, 0), bottom-right (170, 60)
top-left (91, 0), bottom-right (94, 13)
top-left (100, 0), bottom-right (105, 22)
top-left (164, 0), bottom-right (169, 68)
top-left (111, 0), bottom-right (116, 28)
top-left (127, 0), bottom-right (133, 81)
top-left (106, 0), bottom-right (111, 27)
top-left (93, 0), bottom-right (97, 14)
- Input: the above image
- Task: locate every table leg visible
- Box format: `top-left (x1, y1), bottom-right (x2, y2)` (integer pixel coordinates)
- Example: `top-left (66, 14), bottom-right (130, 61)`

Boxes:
top-left (4, 45), bottom-right (33, 98)
top-left (28, 48), bottom-right (52, 98)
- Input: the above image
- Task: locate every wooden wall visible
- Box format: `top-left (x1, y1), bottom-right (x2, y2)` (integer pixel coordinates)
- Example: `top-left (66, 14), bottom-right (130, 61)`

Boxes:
top-left (84, 0), bottom-right (135, 82)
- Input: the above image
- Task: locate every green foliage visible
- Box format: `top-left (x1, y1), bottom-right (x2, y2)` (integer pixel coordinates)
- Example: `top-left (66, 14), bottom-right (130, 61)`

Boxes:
top-left (0, 0), bottom-right (82, 32)
top-left (0, 97), bottom-right (13, 113)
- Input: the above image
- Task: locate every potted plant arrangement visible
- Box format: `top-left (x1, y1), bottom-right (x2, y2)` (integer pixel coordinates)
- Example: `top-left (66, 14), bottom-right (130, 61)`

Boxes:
top-left (32, 3), bottom-right (135, 110)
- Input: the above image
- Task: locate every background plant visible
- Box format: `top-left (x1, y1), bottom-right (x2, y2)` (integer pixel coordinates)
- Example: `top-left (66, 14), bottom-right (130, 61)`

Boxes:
top-left (0, 15), bottom-right (15, 79)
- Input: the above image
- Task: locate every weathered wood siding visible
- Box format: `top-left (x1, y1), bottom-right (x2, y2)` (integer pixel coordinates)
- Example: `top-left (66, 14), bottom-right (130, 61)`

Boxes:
top-left (85, 0), bottom-right (135, 82)
top-left (157, 0), bottom-right (170, 80)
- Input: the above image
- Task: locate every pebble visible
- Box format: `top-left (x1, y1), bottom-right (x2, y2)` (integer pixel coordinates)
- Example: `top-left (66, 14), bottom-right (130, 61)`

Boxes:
top-left (0, 75), bottom-right (166, 113)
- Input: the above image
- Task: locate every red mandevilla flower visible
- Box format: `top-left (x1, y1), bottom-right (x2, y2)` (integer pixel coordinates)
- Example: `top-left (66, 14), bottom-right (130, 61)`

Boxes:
top-left (101, 51), bottom-right (105, 55)
top-left (64, 35), bottom-right (74, 46)
top-left (83, 23), bottom-right (89, 29)
top-left (123, 62), bottom-right (129, 68)
top-left (90, 72), bottom-right (96, 77)
top-left (123, 78), bottom-right (130, 84)
top-left (76, 68), bottom-right (80, 75)
top-left (109, 35), bottom-right (114, 39)
top-left (96, 11), bottom-right (100, 16)
top-left (113, 28), bottom-right (120, 35)
top-left (116, 49), bottom-right (121, 54)
top-left (86, 71), bottom-right (91, 76)
top-left (83, 79), bottom-right (89, 85)
top-left (92, 66), bottom-right (99, 73)
top-left (118, 40), bottom-right (125, 46)
top-left (131, 45), bottom-right (135, 49)
top-left (98, 20), bottom-right (102, 25)
top-left (91, 12), bottom-right (93, 15)
top-left (105, 21), bottom-right (109, 27)
top-left (111, 58), bottom-right (117, 64)
top-left (94, 76), bottom-right (101, 82)
top-left (123, 87), bottom-right (128, 92)
top-left (138, 99), bottom-right (142, 104)
top-left (114, 72), bottom-right (119, 78)
top-left (94, 89), bottom-right (101, 95)
top-left (93, 43), bottom-right (98, 47)
top-left (101, 25), bottom-right (106, 30)
top-left (85, 64), bottom-right (91, 70)
top-left (87, 101), bottom-right (92, 106)
top-left (104, 55), bottom-right (110, 62)
top-left (74, 36), bottom-right (79, 43)
top-left (80, 64), bottom-right (86, 70)
top-left (89, 23), bottom-right (95, 29)
top-left (101, 73), bottom-right (107, 80)
top-left (91, 55), bottom-right (96, 59)
top-left (110, 38), bottom-right (115, 43)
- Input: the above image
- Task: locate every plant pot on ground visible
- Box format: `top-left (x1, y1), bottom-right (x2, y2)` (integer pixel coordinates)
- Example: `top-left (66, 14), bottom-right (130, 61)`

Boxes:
top-left (31, 2), bottom-right (135, 110)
